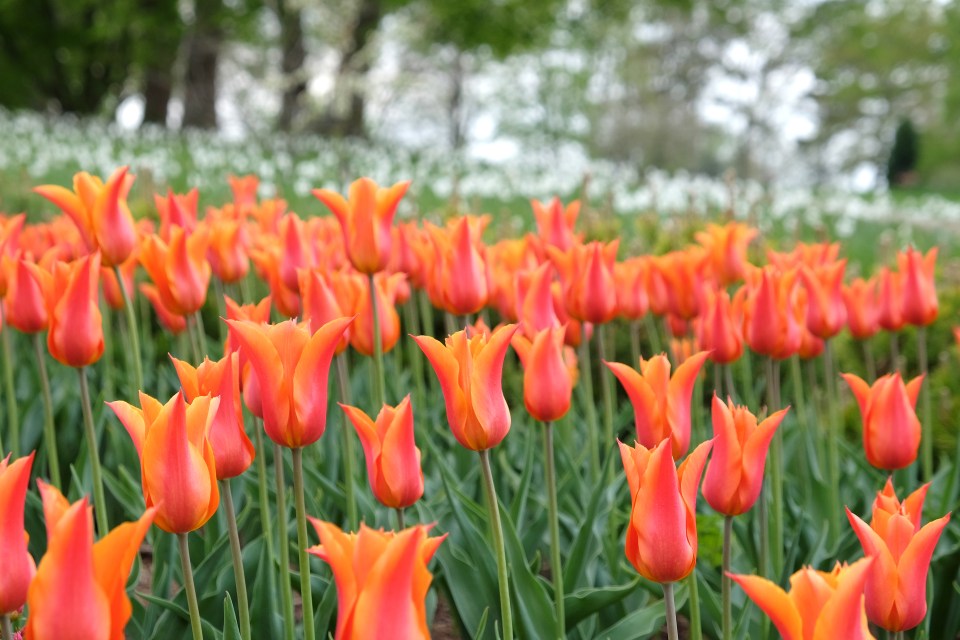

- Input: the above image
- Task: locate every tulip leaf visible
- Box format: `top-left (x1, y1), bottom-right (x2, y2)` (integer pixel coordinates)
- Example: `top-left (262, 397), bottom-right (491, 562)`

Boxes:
top-left (313, 570), bottom-right (339, 637)
top-left (499, 505), bottom-right (557, 637)
top-left (509, 432), bottom-right (536, 525)
top-left (563, 577), bottom-right (641, 629)
top-left (223, 595), bottom-right (241, 640)
top-left (563, 457), bottom-right (610, 589)
top-left (594, 587), bottom-right (689, 640)
top-left (248, 537), bottom-right (283, 640)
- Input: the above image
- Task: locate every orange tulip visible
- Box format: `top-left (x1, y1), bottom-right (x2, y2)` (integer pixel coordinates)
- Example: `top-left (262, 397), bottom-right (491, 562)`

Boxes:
top-left (229, 174), bottom-right (259, 209)
top-left (139, 283), bottom-right (188, 335)
top-left (694, 221), bottom-right (757, 285)
top-left (107, 391), bottom-right (220, 533)
top-left (298, 269), bottom-right (351, 353)
top-left (512, 326), bottom-right (573, 422)
top-left (898, 247), bottom-right (938, 327)
top-left (313, 177), bottom-right (410, 274)
top-left (307, 520), bottom-right (444, 640)
top-left (515, 262), bottom-right (560, 336)
top-left (619, 438), bottom-right (713, 583)
top-left (154, 189), bottom-right (199, 241)
top-left (278, 213), bottom-right (313, 293)
top-left (34, 166), bottom-right (138, 267)
top-left (0, 452), bottom-right (35, 616)
top-left (605, 351), bottom-right (709, 459)
top-left (742, 266), bottom-right (801, 360)
top-left (799, 260), bottom-right (847, 339)
top-left (139, 225), bottom-right (211, 316)
top-left (655, 249), bottom-right (706, 321)
top-left (171, 352), bottom-right (255, 479)
top-left (249, 244), bottom-right (300, 318)
top-left (697, 288), bottom-right (742, 364)
top-left (340, 395), bottom-right (423, 509)
top-left (531, 197), bottom-right (579, 251)
top-left (28, 253), bottom-right (105, 368)
top-left (3, 254), bottom-right (49, 334)
top-left (226, 316), bottom-right (353, 448)
top-left (336, 272), bottom-right (405, 357)
top-left (841, 372), bottom-right (922, 470)
top-left (876, 267), bottom-right (904, 332)
top-left (207, 218), bottom-right (249, 284)
top-left (843, 277), bottom-right (880, 340)
top-left (614, 257), bottom-right (650, 320)
top-left (549, 240), bottom-right (619, 324)
top-left (702, 395), bottom-right (787, 516)
top-left (413, 323), bottom-right (518, 451)
top-left (0, 214), bottom-right (26, 297)
top-left (846, 479), bottom-right (949, 631)
top-left (729, 559), bottom-right (876, 640)
top-left (426, 217), bottom-right (489, 316)
top-left (26, 482), bottom-right (155, 640)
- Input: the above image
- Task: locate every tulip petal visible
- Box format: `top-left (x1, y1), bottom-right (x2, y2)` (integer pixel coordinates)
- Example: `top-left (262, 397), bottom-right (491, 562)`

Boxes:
top-left (730, 573), bottom-right (803, 640)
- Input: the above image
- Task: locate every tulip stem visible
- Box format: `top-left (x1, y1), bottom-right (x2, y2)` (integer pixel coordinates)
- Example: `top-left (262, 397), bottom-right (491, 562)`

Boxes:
top-left (764, 356), bottom-right (783, 580)
top-left (823, 340), bottom-right (842, 544)
top-left (542, 422), bottom-right (565, 638)
top-left (79, 367), bottom-right (109, 536)
top-left (187, 315), bottom-right (203, 363)
top-left (253, 425), bottom-right (279, 631)
top-left (2, 613), bottom-right (13, 639)
top-left (578, 336), bottom-right (600, 482)
top-left (597, 324), bottom-right (615, 476)
top-left (33, 334), bottom-right (61, 488)
top-left (292, 448), bottom-right (316, 640)
top-left (479, 449), bottom-right (514, 640)
top-left (630, 319), bottom-right (641, 366)
top-left (335, 354), bottom-right (359, 530)
top-left (889, 332), bottom-right (900, 372)
top-left (114, 264), bottom-right (144, 392)
top-left (862, 339), bottom-right (877, 381)
top-left (403, 300), bottom-right (426, 410)
top-left (663, 582), bottom-right (679, 640)
top-left (918, 326), bottom-right (933, 482)
top-left (724, 364), bottom-right (736, 403)
top-left (643, 313), bottom-right (662, 356)
top-left (368, 273), bottom-right (387, 407)
top-left (1, 317), bottom-right (18, 455)
top-left (177, 533), bottom-right (204, 640)
top-left (395, 507), bottom-right (405, 529)
top-left (273, 443), bottom-right (296, 640)
top-left (220, 479), bottom-right (251, 640)
top-left (722, 515), bottom-right (733, 640)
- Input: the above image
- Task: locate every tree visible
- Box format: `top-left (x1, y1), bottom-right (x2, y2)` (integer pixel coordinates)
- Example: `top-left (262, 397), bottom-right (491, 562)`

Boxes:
top-left (887, 118), bottom-right (919, 188)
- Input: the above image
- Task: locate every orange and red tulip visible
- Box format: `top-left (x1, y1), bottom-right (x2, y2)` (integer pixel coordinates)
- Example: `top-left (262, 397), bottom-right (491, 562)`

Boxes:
top-left (343, 272), bottom-right (406, 357)
top-left (139, 283), bottom-right (188, 335)
top-left (898, 247), bottom-right (938, 327)
top-left (426, 217), bottom-right (489, 316)
top-left (655, 249), bottom-right (706, 321)
top-left (249, 244), bottom-right (300, 318)
top-left (843, 277), bottom-right (880, 340)
top-left (841, 372), bottom-right (923, 470)
top-left (298, 269), bottom-right (351, 353)
top-left (614, 257), bottom-right (650, 321)
top-left (846, 479), bottom-right (950, 631)
top-left (515, 262), bottom-right (561, 336)
top-left (313, 177), bottom-right (410, 274)
top-left (340, 395), bottom-right (424, 509)
top-left (619, 438), bottom-right (713, 583)
top-left (877, 267), bottom-right (904, 333)
top-left (0, 452), bottom-right (35, 616)
top-left (139, 224), bottom-right (212, 316)
top-left (550, 240), bottom-right (619, 324)
top-left (154, 189), bottom-right (199, 241)
top-left (206, 218), bottom-right (249, 284)
top-left (694, 221), bottom-right (757, 285)
top-left (742, 266), bottom-right (801, 359)
top-left (697, 288), bottom-right (742, 364)
top-left (512, 326), bottom-right (573, 423)
top-left (307, 520), bottom-right (444, 640)
top-left (799, 260), bottom-right (847, 339)
top-left (34, 167), bottom-right (138, 267)
top-left (413, 323), bottom-right (518, 451)
top-left (107, 391), bottom-right (220, 533)
top-left (702, 395), bottom-right (787, 516)
top-left (172, 352), bottom-right (255, 480)
top-left (0, 214), bottom-right (26, 298)
top-left (26, 482), bottom-right (155, 640)
top-left (531, 197), bottom-right (579, 251)
top-left (729, 559), bottom-right (876, 640)
top-left (3, 254), bottom-right (48, 334)
top-left (226, 316), bottom-right (353, 448)
top-left (605, 351), bottom-right (710, 459)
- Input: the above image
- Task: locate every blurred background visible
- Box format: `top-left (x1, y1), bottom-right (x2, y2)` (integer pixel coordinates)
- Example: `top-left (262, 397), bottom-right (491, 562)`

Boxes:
top-left (0, 0), bottom-right (958, 206)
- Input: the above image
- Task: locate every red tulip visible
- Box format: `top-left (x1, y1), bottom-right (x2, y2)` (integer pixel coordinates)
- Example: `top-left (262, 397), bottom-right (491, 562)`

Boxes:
top-left (898, 247), bottom-right (938, 327)
top-left (0, 452), bottom-right (35, 616)
top-left (843, 277), bottom-right (880, 340)
top-left (511, 326), bottom-right (573, 422)
top-left (841, 372), bottom-right (922, 470)
top-left (531, 197), bottom-right (579, 251)
top-left (799, 260), bottom-right (847, 339)
top-left (697, 288), bottom-right (742, 364)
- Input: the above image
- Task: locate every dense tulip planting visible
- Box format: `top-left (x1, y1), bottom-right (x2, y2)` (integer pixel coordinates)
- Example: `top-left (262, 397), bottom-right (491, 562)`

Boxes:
top-left (0, 168), bottom-right (958, 640)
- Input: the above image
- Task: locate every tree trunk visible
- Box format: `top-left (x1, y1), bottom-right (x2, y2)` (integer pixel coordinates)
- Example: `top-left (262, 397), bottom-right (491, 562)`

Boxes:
top-left (182, 1), bottom-right (221, 129)
top-left (143, 67), bottom-right (173, 125)
top-left (139, 0), bottom-right (181, 126)
top-left (277, 0), bottom-right (306, 131)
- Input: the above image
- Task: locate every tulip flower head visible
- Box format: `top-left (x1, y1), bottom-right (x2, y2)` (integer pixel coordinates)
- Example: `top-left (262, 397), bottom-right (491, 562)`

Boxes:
top-left (511, 325), bottom-right (574, 423)
top-left (742, 266), bottom-right (802, 360)
top-left (799, 260), bottom-right (848, 339)
top-left (139, 224), bottom-right (212, 316)
top-left (605, 351), bottom-right (710, 459)
top-left (898, 247), bottom-right (938, 327)
top-left (843, 277), bottom-right (880, 340)
top-left (307, 520), bottom-right (444, 640)
top-left (3, 254), bottom-right (49, 334)
top-left (531, 197), bottom-right (579, 251)
top-left (841, 372), bottom-right (923, 470)
top-left (340, 395), bottom-right (424, 509)
top-left (549, 240), bottom-right (619, 324)
top-left (730, 559), bottom-right (876, 640)
top-left (694, 221), bottom-right (757, 285)
top-left (697, 288), bottom-right (742, 364)
top-left (426, 217), bottom-right (489, 316)
top-left (619, 438), bottom-right (713, 583)
top-left (0, 452), bottom-right (35, 616)
top-left (413, 323), bottom-right (518, 451)
top-left (846, 479), bottom-right (949, 632)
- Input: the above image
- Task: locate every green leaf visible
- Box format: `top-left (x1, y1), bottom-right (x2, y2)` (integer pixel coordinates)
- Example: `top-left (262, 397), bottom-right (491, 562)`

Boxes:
top-left (563, 457), bottom-right (612, 589)
top-left (223, 595), bottom-right (241, 640)
top-left (499, 506), bottom-right (556, 637)
top-left (595, 587), bottom-right (689, 640)
top-left (563, 578), bottom-right (641, 629)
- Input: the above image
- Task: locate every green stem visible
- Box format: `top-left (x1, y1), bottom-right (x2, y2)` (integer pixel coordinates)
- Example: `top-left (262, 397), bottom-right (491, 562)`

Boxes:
top-left (918, 326), bottom-right (933, 481)
top-left (542, 422), bottom-right (564, 638)
top-left (862, 339), bottom-right (877, 381)
top-left (890, 332), bottom-right (900, 372)
top-left (403, 300), bottom-right (426, 411)
top-left (292, 448), bottom-right (315, 640)
top-left (336, 354), bottom-right (358, 530)
top-left (765, 357), bottom-right (783, 579)
top-left (1, 613), bottom-right (12, 640)
top-left (220, 479), bottom-right (252, 640)
top-left (724, 363), bottom-right (736, 403)
top-left (597, 324), bottom-right (614, 475)
top-left (194, 310), bottom-right (207, 354)
top-left (722, 516), bottom-right (733, 640)
top-left (1, 318), bottom-right (18, 455)
top-left (643, 313), bottom-right (662, 356)
top-left (578, 335), bottom-right (600, 482)
top-left (79, 367), bottom-right (109, 536)
top-left (252, 425), bottom-right (278, 629)
top-left (687, 569), bottom-right (702, 640)
top-left (34, 334), bottom-right (61, 487)
top-left (629, 319), bottom-right (641, 367)
top-left (186, 315), bottom-right (202, 363)
top-left (395, 507), bottom-right (405, 530)
top-left (823, 340), bottom-right (842, 544)
top-left (273, 443), bottom-right (295, 640)
top-left (479, 450), bottom-right (513, 640)
top-left (368, 273), bottom-right (386, 407)
top-left (114, 264), bottom-right (144, 392)
top-left (177, 533), bottom-right (204, 640)
top-left (663, 582), bottom-right (679, 640)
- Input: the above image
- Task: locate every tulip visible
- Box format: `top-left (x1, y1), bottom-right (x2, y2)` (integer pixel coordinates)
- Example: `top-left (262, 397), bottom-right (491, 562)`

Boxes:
top-left (729, 559), bottom-right (876, 640)
top-left (697, 288), bottom-right (742, 365)
top-left (531, 197), bottom-right (579, 251)
top-left (898, 247), bottom-right (937, 327)
top-left (100, 252), bottom-right (137, 312)
top-left (229, 174), bottom-right (259, 208)
top-left (26, 482), bottom-right (155, 640)
top-left (515, 262), bottom-right (561, 336)
top-left (0, 452), bottom-right (35, 619)
top-left (549, 240), bottom-right (619, 325)
top-left (298, 270), bottom-right (350, 351)
top-left (605, 351), bottom-right (710, 459)
top-left (340, 395), bottom-right (424, 511)
top-left (139, 283), bottom-right (188, 335)
top-left (799, 260), bottom-right (847, 339)
top-left (877, 267), bottom-right (904, 333)
top-left (742, 266), bottom-right (801, 360)
top-left (347, 272), bottom-right (406, 357)
top-left (846, 479), bottom-right (950, 632)
top-left (250, 245), bottom-right (300, 318)
top-left (413, 323), bottom-right (517, 451)
top-left (207, 218), bottom-right (250, 284)
top-left (655, 249), bottom-right (706, 321)
top-left (34, 166), bottom-right (137, 267)
top-left (841, 372), bottom-right (922, 470)
top-left (313, 177), bottom-right (410, 274)
top-left (694, 221), bottom-right (757, 285)
top-left (226, 316), bottom-right (352, 449)
top-left (619, 438), bottom-right (713, 584)
top-left (139, 225), bottom-right (212, 317)
top-left (843, 277), bottom-right (879, 340)
top-left (426, 217), bottom-right (489, 316)
top-left (614, 257), bottom-right (650, 322)
top-left (155, 189), bottom-right (199, 241)
top-left (307, 521), bottom-right (444, 640)
top-left (511, 326), bottom-right (573, 423)
top-left (108, 391), bottom-right (220, 533)
top-left (3, 254), bottom-right (48, 334)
